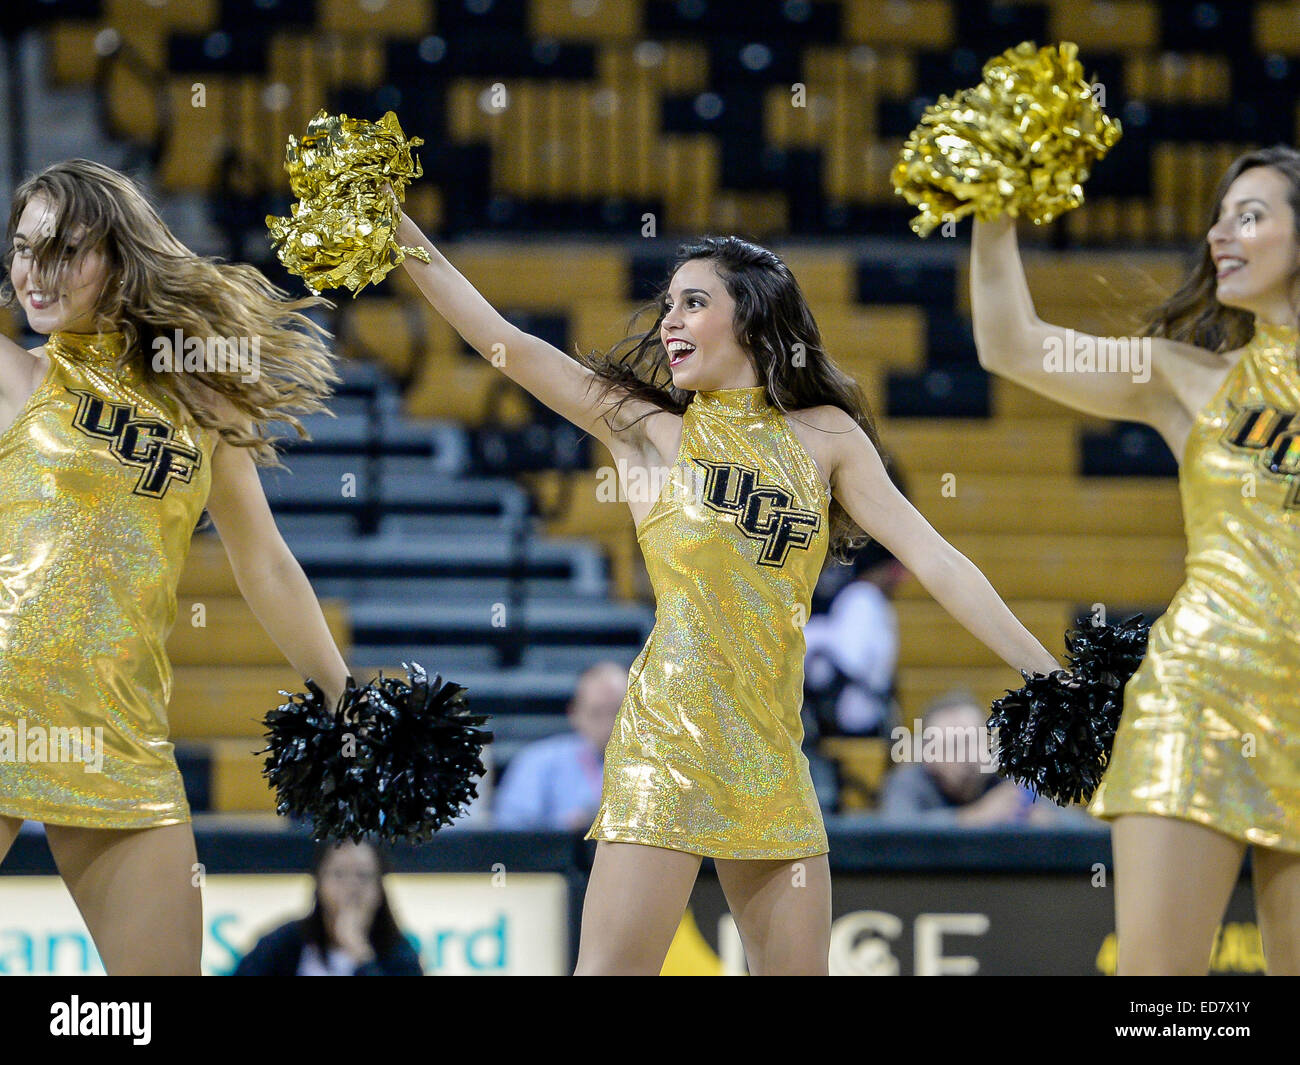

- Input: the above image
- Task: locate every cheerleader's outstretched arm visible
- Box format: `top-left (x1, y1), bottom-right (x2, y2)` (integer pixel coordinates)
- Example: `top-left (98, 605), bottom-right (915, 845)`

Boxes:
top-left (395, 212), bottom-right (658, 452)
top-left (971, 217), bottom-right (1208, 434)
top-left (820, 405), bottom-right (1060, 677)
top-left (205, 438), bottom-right (352, 706)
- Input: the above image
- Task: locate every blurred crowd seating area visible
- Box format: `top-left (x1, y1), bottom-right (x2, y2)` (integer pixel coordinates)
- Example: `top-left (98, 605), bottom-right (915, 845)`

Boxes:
top-left (19, 0), bottom-right (1300, 242)
top-left (0, 0), bottom-right (1268, 817)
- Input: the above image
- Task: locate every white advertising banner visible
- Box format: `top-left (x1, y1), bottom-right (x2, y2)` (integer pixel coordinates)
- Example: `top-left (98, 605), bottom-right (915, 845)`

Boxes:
top-left (0, 873), bottom-right (568, 976)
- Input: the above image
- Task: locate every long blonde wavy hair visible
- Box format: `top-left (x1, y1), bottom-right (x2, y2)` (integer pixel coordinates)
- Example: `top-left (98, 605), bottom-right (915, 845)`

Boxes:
top-left (0, 158), bottom-right (338, 465)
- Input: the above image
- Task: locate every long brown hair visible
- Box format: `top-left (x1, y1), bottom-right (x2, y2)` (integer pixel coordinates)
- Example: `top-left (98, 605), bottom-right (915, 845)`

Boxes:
top-left (301, 841), bottom-right (408, 961)
top-left (1, 158), bottom-right (338, 465)
top-left (1143, 144), bottom-right (1300, 353)
top-left (579, 235), bottom-right (883, 565)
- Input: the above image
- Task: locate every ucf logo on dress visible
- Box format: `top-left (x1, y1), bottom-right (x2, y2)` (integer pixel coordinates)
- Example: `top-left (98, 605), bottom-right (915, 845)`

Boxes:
top-left (1221, 403), bottom-right (1300, 509)
top-left (67, 388), bottom-right (202, 498)
top-left (693, 458), bottom-right (821, 566)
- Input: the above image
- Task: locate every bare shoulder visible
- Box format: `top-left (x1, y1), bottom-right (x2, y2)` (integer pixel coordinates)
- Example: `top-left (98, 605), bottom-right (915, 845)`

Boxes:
top-left (785, 403), bottom-right (865, 453)
top-left (790, 404), bottom-right (859, 432)
top-left (783, 404), bottom-right (864, 490)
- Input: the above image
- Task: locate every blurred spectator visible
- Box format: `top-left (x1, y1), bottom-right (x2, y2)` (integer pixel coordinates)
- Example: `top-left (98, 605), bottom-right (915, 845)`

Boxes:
top-left (879, 691), bottom-right (1086, 826)
top-left (804, 538), bottom-right (907, 737)
top-left (234, 840), bottom-right (422, 976)
top-left (493, 661), bottom-right (626, 830)
top-left (804, 458), bottom-right (908, 739)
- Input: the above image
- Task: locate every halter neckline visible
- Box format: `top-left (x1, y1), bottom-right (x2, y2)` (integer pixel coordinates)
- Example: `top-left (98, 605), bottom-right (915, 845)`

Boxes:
top-left (691, 385), bottom-right (774, 418)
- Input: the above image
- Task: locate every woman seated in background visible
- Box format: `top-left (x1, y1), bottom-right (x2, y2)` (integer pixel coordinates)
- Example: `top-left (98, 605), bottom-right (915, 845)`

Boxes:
top-left (235, 840), bottom-right (422, 976)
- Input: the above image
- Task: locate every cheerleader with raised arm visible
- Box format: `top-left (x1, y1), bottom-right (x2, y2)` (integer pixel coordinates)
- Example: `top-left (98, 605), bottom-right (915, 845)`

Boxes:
top-left (970, 147), bottom-right (1300, 975)
top-left (0, 160), bottom-right (352, 974)
top-left (392, 209), bottom-right (1059, 975)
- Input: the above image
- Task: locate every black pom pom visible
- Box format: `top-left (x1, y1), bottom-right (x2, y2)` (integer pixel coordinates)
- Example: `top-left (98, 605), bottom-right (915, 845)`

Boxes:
top-left (260, 664), bottom-right (492, 844)
top-left (989, 614), bottom-right (1150, 805)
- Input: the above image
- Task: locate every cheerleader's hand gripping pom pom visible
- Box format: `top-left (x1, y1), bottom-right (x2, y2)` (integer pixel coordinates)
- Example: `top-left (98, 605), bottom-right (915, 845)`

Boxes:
top-left (265, 109), bottom-right (431, 296)
top-left (890, 41), bottom-right (1122, 237)
top-left (988, 614), bottom-right (1150, 806)
top-left (260, 664), bottom-right (491, 844)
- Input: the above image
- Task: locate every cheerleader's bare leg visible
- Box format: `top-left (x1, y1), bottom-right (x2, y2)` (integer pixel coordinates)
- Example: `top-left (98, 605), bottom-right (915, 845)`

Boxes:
top-left (714, 854), bottom-right (830, 975)
top-left (1112, 814), bottom-right (1246, 975)
top-left (574, 841), bottom-right (702, 975)
top-left (43, 822), bottom-right (203, 975)
top-left (1251, 847), bottom-right (1300, 975)
top-left (0, 814), bottom-right (21, 865)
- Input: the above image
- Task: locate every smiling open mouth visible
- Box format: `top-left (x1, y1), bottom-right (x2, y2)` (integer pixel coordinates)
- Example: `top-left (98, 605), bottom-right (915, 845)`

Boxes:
top-left (667, 342), bottom-right (696, 366)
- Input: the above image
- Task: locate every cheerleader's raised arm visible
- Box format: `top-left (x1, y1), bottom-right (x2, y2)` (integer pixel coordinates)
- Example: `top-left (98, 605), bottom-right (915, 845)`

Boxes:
top-left (970, 217), bottom-right (1226, 456)
top-left (394, 211), bottom-right (656, 454)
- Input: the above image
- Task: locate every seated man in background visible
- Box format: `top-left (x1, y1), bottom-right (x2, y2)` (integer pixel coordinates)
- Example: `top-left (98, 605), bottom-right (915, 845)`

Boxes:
top-left (879, 690), bottom-right (1089, 827)
top-left (493, 661), bottom-right (626, 830)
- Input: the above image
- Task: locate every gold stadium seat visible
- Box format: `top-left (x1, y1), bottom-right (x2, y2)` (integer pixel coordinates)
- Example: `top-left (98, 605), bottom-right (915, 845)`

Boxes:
top-left (169, 597), bottom-right (350, 665)
top-left (105, 0), bottom-right (217, 33)
top-left (568, 299), bottom-right (660, 356)
top-left (341, 298), bottom-right (424, 380)
top-left (893, 532), bottom-right (1186, 602)
top-left (764, 82), bottom-right (846, 152)
top-left (879, 417), bottom-right (1078, 474)
top-left (818, 737), bottom-right (890, 810)
top-left (1255, 1), bottom-right (1300, 57)
top-left (156, 76), bottom-right (243, 192)
top-left (210, 739), bottom-right (276, 813)
top-left (1125, 52), bottom-right (1231, 105)
top-left (448, 244), bottom-right (627, 309)
top-left (178, 534), bottom-right (240, 597)
top-left (531, 0), bottom-right (641, 40)
top-left (1051, 1), bottom-right (1159, 50)
top-left (907, 472), bottom-right (1184, 536)
top-left (895, 600), bottom-right (1071, 668)
top-left (404, 351), bottom-right (535, 426)
top-left (319, 0), bottom-right (432, 36)
top-left (0, 306), bottom-right (21, 342)
top-left (660, 134), bottom-right (720, 233)
top-left (103, 61), bottom-right (164, 142)
top-left (170, 666), bottom-right (307, 738)
top-left (522, 470), bottom-right (647, 601)
top-left (818, 305), bottom-right (926, 373)
top-left (710, 190), bottom-right (790, 238)
top-left (48, 23), bottom-right (101, 86)
top-left (894, 666), bottom-right (1025, 721)
top-left (96, 0), bottom-right (218, 73)
top-left (843, 0), bottom-right (954, 47)
top-left (774, 249), bottom-right (857, 304)
top-left (990, 378), bottom-right (1105, 419)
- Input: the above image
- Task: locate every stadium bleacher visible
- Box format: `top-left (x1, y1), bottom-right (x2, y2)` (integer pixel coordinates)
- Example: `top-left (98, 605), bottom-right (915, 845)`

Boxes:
top-left (5, 0), bottom-right (1295, 821)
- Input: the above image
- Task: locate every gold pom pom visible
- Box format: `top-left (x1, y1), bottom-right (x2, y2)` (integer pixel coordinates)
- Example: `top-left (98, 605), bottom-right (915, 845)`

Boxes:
top-left (891, 41), bottom-right (1122, 237)
top-left (266, 110), bottom-right (432, 295)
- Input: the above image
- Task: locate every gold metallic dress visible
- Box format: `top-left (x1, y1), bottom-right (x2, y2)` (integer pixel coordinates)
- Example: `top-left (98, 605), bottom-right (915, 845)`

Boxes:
top-left (586, 386), bottom-right (831, 859)
top-left (1090, 322), bottom-right (1300, 851)
top-left (0, 332), bottom-right (215, 828)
